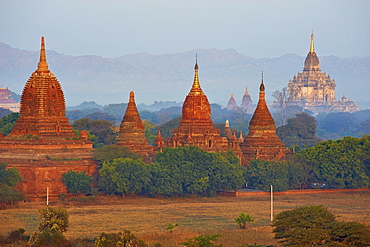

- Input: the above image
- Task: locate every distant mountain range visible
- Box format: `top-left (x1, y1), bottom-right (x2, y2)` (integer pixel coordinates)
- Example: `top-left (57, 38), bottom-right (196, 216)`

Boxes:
top-left (0, 42), bottom-right (369, 109)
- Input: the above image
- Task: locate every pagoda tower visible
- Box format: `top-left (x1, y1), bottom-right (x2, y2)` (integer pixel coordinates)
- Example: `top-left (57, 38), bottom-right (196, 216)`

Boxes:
top-left (224, 120), bottom-right (233, 140)
top-left (227, 94), bottom-right (238, 110)
top-left (165, 59), bottom-right (230, 153)
top-left (9, 37), bottom-right (76, 138)
top-left (154, 129), bottom-right (165, 152)
top-left (116, 91), bottom-right (154, 162)
top-left (240, 87), bottom-right (254, 114)
top-left (287, 32), bottom-right (358, 113)
top-left (240, 74), bottom-right (290, 164)
top-left (0, 37), bottom-right (95, 200)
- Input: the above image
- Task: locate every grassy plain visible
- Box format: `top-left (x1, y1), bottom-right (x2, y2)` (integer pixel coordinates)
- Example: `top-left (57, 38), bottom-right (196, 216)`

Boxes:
top-left (1, 190), bottom-right (369, 246)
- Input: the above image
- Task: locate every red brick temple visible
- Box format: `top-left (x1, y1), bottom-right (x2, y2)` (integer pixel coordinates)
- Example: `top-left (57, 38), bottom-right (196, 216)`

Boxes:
top-left (154, 129), bottom-right (165, 152)
top-left (165, 60), bottom-right (233, 153)
top-left (0, 37), bottom-right (95, 200)
top-left (240, 75), bottom-right (290, 164)
top-left (116, 91), bottom-right (155, 162)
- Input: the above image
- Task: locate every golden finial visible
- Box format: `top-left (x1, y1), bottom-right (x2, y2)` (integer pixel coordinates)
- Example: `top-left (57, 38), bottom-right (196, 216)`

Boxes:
top-left (310, 31), bottom-right (315, 53)
top-left (225, 119), bottom-right (230, 128)
top-left (37, 36), bottom-right (49, 72)
top-left (260, 71), bottom-right (265, 92)
top-left (245, 86), bottom-right (249, 95)
top-left (190, 55), bottom-right (202, 95)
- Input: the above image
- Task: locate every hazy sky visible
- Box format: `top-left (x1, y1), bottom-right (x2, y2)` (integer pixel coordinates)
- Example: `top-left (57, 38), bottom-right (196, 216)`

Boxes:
top-left (1, 0), bottom-right (369, 58)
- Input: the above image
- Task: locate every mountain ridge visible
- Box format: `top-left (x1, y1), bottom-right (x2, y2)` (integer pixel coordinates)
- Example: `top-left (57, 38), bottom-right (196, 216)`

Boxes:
top-left (0, 42), bottom-right (369, 108)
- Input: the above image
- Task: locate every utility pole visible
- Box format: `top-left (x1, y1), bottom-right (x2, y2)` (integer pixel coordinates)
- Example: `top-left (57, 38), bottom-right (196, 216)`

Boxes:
top-left (270, 185), bottom-right (273, 221)
top-left (46, 187), bottom-right (49, 206)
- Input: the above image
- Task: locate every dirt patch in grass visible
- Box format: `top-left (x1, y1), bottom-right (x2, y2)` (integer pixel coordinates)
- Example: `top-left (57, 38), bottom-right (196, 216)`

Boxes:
top-left (1, 191), bottom-right (369, 246)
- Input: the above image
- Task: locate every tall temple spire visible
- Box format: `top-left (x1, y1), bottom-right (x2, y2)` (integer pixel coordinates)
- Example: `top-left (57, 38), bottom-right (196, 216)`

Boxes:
top-left (260, 71), bottom-right (265, 92)
top-left (304, 32), bottom-right (320, 71)
top-left (116, 91), bottom-right (154, 161)
top-left (310, 32), bottom-right (315, 53)
top-left (240, 74), bottom-right (290, 164)
top-left (190, 54), bottom-right (202, 95)
top-left (122, 91), bottom-right (144, 129)
top-left (37, 36), bottom-right (49, 73)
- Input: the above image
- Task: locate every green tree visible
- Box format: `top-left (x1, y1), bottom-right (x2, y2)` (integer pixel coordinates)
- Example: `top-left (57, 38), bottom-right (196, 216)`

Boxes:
top-left (99, 158), bottom-right (151, 195)
top-left (235, 212), bottom-right (254, 229)
top-left (328, 221), bottom-right (370, 246)
top-left (166, 223), bottom-right (179, 233)
top-left (272, 205), bottom-right (336, 246)
top-left (153, 146), bottom-right (245, 196)
top-left (245, 159), bottom-right (289, 192)
top-left (272, 205), bottom-right (370, 246)
top-left (296, 135), bottom-right (370, 188)
top-left (181, 234), bottom-right (222, 247)
top-left (39, 206), bottom-right (69, 233)
top-left (33, 206), bottom-right (71, 247)
top-left (94, 230), bottom-right (147, 247)
top-left (144, 119), bottom-right (157, 145)
top-left (0, 163), bottom-right (24, 209)
top-left (277, 112), bottom-right (321, 148)
top-left (93, 145), bottom-right (142, 165)
top-left (147, 162), bottom-right (183, 195)
top-left (0, 112), bottom-right (20, 136)
top-left (73, 118), bottom-right (118, 146)
top-left (61, 170), bottom-right (93, 195)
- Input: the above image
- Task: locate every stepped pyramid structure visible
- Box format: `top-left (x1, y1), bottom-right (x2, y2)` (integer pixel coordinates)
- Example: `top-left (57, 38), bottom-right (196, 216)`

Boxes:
top-left (240, 87), bottom-right (254, 114)
top-left (0, 37), bottom-right (95, 200)
top-left (240, 75), bottom-right (290, 164)
top-left (287, 33), bottom-right (359, 113)
top-left (116, 91), bottom-right (154, 162)
top-left (165, 59), bottom-right (232, 153)
top-left (227, 94), bottom-right (238, 110)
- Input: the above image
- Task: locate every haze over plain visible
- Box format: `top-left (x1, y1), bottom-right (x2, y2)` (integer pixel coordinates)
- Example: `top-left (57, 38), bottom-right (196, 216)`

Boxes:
top-left (0, 0), bottom-right (369, 106)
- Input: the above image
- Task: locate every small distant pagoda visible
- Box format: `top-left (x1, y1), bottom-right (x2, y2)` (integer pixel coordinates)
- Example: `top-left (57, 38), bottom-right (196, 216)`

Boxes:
top-left (226, 87), bottom-right (254, 114)
top-left (116, 91), bottom-right (155, 162)
top-left (0, 37), bottom-right (95, 200)
top-left (240, 87), bottom-right (254, 114)
top-left (240, 74), bottom-right (290, 164)
top-left (165, 59), bottom-right (231, 153)
top-left (287, 32), bottom-right (359, 113)
top-left (227, 94), bottom-right (238, 110)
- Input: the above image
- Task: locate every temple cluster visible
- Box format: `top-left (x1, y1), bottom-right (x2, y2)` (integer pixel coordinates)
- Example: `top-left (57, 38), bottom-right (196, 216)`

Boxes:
top-left (1, 33), bottom-right (354, 199)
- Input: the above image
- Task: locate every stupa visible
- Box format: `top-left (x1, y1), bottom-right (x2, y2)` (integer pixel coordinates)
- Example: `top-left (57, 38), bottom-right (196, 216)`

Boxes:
top-left (240, 74), bottom-right (290, 164)
top-left (287, 32), bottom-right (359, 113)
top-left (154, 129), bottom-right (165, 152)
top-left (227, 94), bottom-right (238, 110)
top-left (240, 87), bottom-right (254, 114)
top-left (165, 59), bottom-right (231, 153)
top-left (0, 37), bottom-right (95, 200)
top-left (116, 91), bottom-right (154, 162)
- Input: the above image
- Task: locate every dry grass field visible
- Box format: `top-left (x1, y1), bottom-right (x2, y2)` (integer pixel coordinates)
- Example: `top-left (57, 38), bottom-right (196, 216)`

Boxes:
top-left (1, 190), bottom-right (369, 246)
